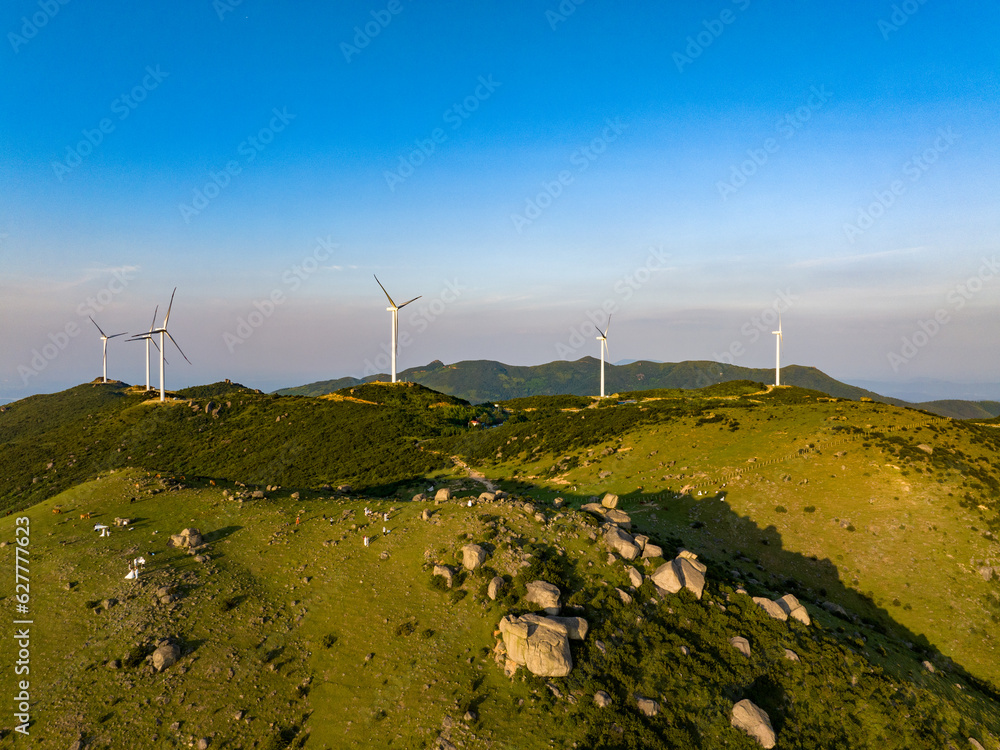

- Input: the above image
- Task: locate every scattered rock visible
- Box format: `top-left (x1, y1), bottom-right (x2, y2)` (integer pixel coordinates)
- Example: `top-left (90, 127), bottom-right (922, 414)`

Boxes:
top-left (784, 649), bottom-right (800, 662)
top-left (775, 593), bottom-right (810, 625)
top-left (421, 509), bottom-right (433, 521)
top-left (434, 488), bottom-right (452, 503)
top-left (641, 543), bottom-right (664, 559)
top-left (151, 643), bottom-right (181, 672)
top-left (604, 508), bottom-right (631, 527)
top-left (730, 636), bottom-right (751, 657)
top-left (525, 580), bottom-right (561, 614)
top-left (615, 588), bottom-right (633, 605)
top-left (167, 528), bottom-right (204, 549)
top-left (478, 491), bottom-right (495, 502)
top-left (462, 544), bottom-right (488, 571)
top-left (546, 615), bottom-right (588, 640)
top-left (969, 739), bottom-right (985, 750)
top-left (731, 699), bottom-right (776, 748)
top-left (821, 600), bottom-right (849, 618)
top-left (498, 614), bottom-right (573, 677)
top-left (922, 660), bottom-right (936, 673)
top-left (594, 690), bottom-right (612, 708)
top-left (626, 566), bottom-right (643, 588)
top-left (601, 493), bottom-right (619, 509)
top-left (412, 493), bottom-right (427, 503)
top-left (650, 555), bottom-right (706, 599)
top-left (753, 597), bottom-right (788, 622)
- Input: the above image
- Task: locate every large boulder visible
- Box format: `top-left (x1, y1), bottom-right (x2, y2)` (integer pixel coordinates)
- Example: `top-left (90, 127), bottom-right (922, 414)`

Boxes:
top-left (604, 527), bottom-right (640, 561)
top-left (650, 556), bottom-right (705, 599)
top-left (581, 503), bottom-right (606, 518)
top-left (731, 699), bottom-right (776, 748)
top-left (636, 696), bottom-right (660, 717)
top-left (498, 614), bottom-right (573, 677)
top-left (641, 543), bottom-right (664, 559)
top-left (594, 690), bottom-right (612, 707)
top-left (433, 565), bottom-right (455, 588)
top-left (151, 643), bottom-right (181, 672)
top-left (546, 615), bottom-right (588, 640)
top-left (462, 544), bottom-right (488, 571)
top-left (478, 491), bottom-right (496, 502)
top-left (776, 594), bottom-right (811, 625)
top-left (626, 566), bottom-right (643, 588)
top-left (753, 597), bottom-right (788, 621)
top-left (601, 493), bottom-right (619, 509)
top-left (434, 488), bottom-right (452, 503)
top-left (168, 528), bottom-right (203, 549)
top-left (525, 580), bottom-right (561, 614)
top-left (604, 508), bottom-right (632, 528)
top-left (488, 576), bottom-right (504, 600)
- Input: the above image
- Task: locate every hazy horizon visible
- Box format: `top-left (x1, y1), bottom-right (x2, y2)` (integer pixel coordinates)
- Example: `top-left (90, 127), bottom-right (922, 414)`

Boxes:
top-left (3, 2), bottom-right (998, 402)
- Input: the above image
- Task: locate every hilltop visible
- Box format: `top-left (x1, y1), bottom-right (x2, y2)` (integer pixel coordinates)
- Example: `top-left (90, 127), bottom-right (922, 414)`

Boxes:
top-left (276, 358), bottom-right (998, 419)
top-left (1, 381), bottom-right (999, 748)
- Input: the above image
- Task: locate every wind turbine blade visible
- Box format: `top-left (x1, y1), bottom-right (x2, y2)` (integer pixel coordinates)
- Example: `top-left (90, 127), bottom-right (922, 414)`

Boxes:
top-left (164, 287), bottom-right (177, 327)
top-left (89, 316), bottom-right (107, 338)
top-left (165, 331), bottom-right (192, 365)
top-left (148, 305), bottom-right (159, 333)
top-left (605, 313), bottom-right (611, 337)
top-left (108, 332), bottom-right (128, 339)
top-left (397, 295), bottom-right (421, 309)
top-left (373, 275), bottom-right (397, 308)
top-left (603, 339), bottom-right (610, 359)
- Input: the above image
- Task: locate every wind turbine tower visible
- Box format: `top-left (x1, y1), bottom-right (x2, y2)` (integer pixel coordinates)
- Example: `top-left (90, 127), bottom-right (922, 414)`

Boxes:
top-left (89, 317), bottom-right (127, 383)
top-left (131, 288), bottom-right (191, 402)
top-left (374, 275), bottom-right (421, 383)
top-left (596, 315), bottom-right (611, 398)
top-left (129, 307), bottom-right (164, 391)
top-left (773, 315), bottom-right (783, 387)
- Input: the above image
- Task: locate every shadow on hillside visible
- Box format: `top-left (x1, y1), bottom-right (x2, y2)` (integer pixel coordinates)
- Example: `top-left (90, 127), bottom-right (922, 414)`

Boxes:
top-left (205, 525), bottom-right (243, 543)
top-left (490, 480), bottom-right (1000, 698)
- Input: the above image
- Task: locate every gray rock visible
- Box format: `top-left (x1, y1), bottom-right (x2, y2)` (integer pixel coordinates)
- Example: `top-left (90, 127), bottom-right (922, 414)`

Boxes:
top-left (601, 493), bottom-right (619, 509)
top-left (651, 556), bottom-right (705, 599)
top-left (731, 699), bottom-right (776, 748)
top-left (775, 593), bottom-right (810, 625)
top-left (821, 600), bottom-right (849, 618)
top-left (433, 565), bottom-right (454, 588)
top-left (412, 493), bottom-right (427, 503)
top-left (478, 491), bottom-right (495, 502)
top-left (488, 576), bottom-right (504, 600)
top-left (626, 566), bottom-right (643, 588)
top-left (604, 527), bottom-right (640, 561)
top-left (616, 588), bottom-right (633, 605)
top-left (633, 534), bottom-right (649, 550)
top-left (636, 696), bottom-right (659, 716)
top-left (922, 660), bottom-right (936, 673)
top-left (604, 508), bottom-right (631, 527)
top-left (434, 488), bottom-right (452, 503)
top-left (546, 615), bottom-right (588, 640)
top-left (753, 597), bottom-right (788, 622)
top-left (594, 690), bottom-right (612, 707)
top-left (525, 580), bottom-right (561, 614)
top-left (499, 614), bottom-right (572, 677)
top-left (152, 643), bottom-right (181, 672)
top-left (641, 543), bottom-right (664, 559)
top-left (581, 503), bottom-right (606, 517)
top-left (784, 649), bottom-right (800, 662)
top-left (421, 509), bottom-right (433, 521)
top-left (969, 739), bottom-right (985, 750)
top-left (730, 636), bottom-right (751, 657)
top-left (462, 544), bottom-right (488, 571)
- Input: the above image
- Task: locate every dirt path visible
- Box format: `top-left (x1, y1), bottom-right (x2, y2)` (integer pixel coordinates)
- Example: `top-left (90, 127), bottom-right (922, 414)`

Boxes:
top-left (450, 456), bottom-right (497, 492)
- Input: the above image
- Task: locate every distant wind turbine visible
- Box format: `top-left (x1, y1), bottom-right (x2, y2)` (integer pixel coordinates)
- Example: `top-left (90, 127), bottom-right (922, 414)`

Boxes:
top-left (596, 315), bottom-right (611, 398)
top-left (773, 315), bottom-right (783, 387)
top-left (130, 288), bottom-right (191, 402)
top-left (89, 316), bottom-right (127, 383)
top-left (129, 306), bottom-right (166, 392)
top-left (374, 275), bottom-right (420, 383)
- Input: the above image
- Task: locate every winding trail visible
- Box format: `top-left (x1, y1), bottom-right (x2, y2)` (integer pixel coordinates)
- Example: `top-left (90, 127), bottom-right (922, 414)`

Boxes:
top-left (450, 456), bottom-right (498, 492)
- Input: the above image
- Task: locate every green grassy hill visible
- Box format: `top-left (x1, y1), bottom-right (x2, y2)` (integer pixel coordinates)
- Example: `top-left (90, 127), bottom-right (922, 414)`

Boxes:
top-left (2, 382), bottom-right (1000, 748)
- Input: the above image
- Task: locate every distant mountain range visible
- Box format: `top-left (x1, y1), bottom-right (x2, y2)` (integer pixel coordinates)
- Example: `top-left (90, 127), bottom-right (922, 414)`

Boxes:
top-left (276, 358), bottom-right (1000, 420)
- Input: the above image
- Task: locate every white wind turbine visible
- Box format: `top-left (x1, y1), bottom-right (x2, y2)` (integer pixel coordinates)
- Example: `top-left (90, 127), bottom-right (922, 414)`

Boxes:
top-left (596, 315), bottom-right (611, 398)
top-left (772, 315), bottom-right (783, 387)
top-left (374, 275), bottom-right (420, 383)
top-left (128, 306), bottom-right (166, 391)
top-left (89, 317), bottom-right (127, 383)
top-left (130, 288), bottom-right (191, 401)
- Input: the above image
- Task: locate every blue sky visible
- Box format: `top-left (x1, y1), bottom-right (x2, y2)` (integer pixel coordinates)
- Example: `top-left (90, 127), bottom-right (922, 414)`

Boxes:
top-left (2, 0), bottom-right (999, 399)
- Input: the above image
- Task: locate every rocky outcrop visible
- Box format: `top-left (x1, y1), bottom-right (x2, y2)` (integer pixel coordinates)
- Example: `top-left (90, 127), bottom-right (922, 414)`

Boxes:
top-left (755, 593), bottom-right (810, 625)
top-left (731, 699), bottom-right (776, 748)
top-left (525, 580), bottom-right (561, 614)
top-left (462, 544), bottom-right (488, 571)
top-left (546, 615), bottom-right (588, 640)
top-left (168, 528), bottom-right (203, 549)
top-left (753, 597), bottom-right (787, 621)
top-left (604, 508), bottom-right (632, 528)
top-left (499, 613), bottom-right (583, 677)
top-left (650, 555), bottom-right (706, 599)
top-left (601, 493), bottom-right (619, 509)
top-left (433, 565), bottom-right (455, 588)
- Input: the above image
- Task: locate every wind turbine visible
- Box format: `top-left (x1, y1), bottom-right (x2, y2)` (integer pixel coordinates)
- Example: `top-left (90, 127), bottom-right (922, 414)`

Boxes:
top-left (131, 288), bottom-right (190, 402)
top-left (374, 275), bottom-right (420, 383)
top-left (129, 306), bottom-right (166, 391)
top-left (89, 317), bottom-right (127, 383)
top-left (772, 315), bottom-right (783, 387)
top-left (596, 315), bottom-right (611, 398)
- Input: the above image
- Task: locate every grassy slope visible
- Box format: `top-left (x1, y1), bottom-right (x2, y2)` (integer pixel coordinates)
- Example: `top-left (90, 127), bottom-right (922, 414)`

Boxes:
top-left (442, 386), bottom-right (1000, 689)
top-left (3, 469), bottom-right (999, 749)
